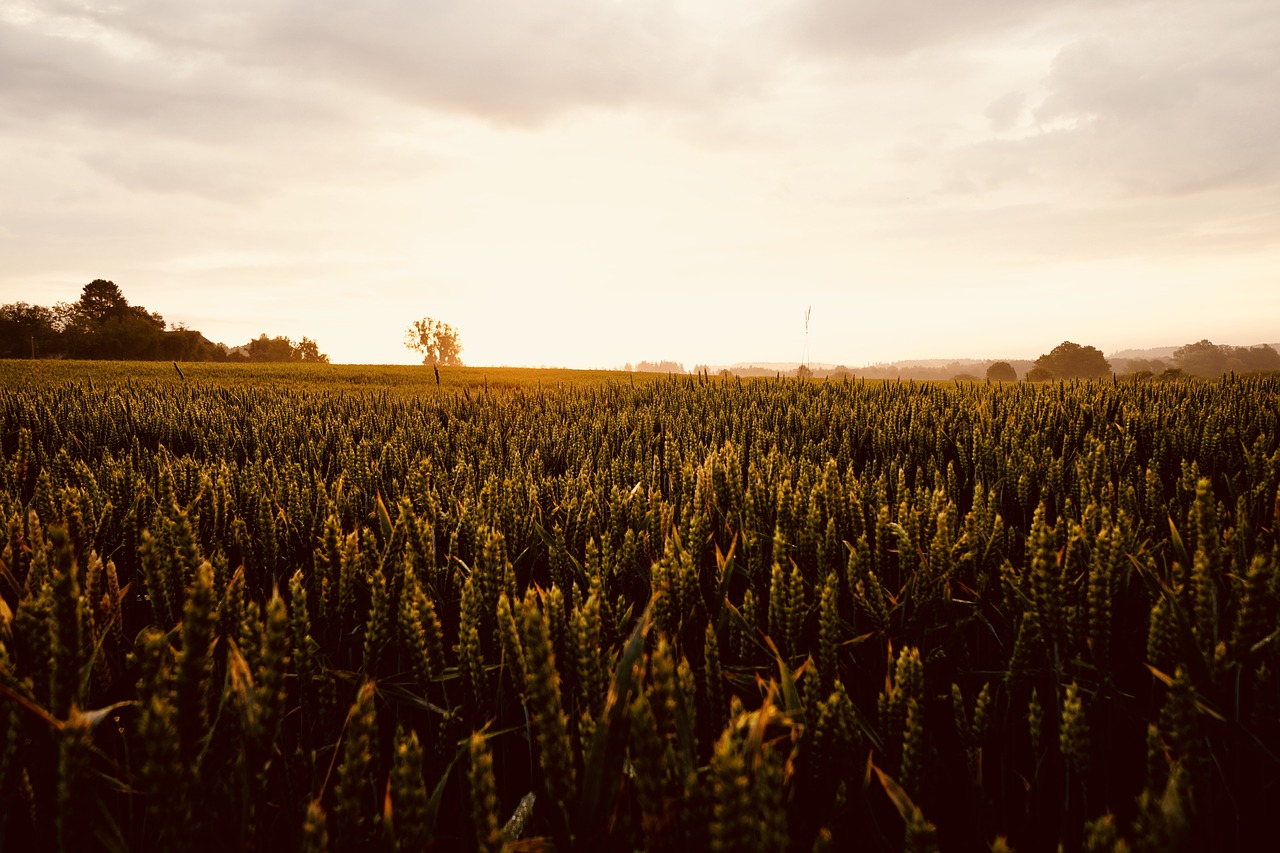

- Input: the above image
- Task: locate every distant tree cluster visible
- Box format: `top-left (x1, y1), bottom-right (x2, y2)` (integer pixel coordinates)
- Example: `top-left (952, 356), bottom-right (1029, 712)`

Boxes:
top-left (1027, 339), bottom-right (1280, 383)
top-left (1113, 341), bottom-right (1279, 381)
top-left (242, 334), bottom-right (330, 364)
top-left (0, 280), bottom-right (329, 363)
top-left (1116, 357), bottom-right (1169, 376)
top-left (1172, 339), bottom-right (1280, 377)
top-left (1, 280), bottom-right (178, 360)
top-left (627, 360), bottom-right (686, 373)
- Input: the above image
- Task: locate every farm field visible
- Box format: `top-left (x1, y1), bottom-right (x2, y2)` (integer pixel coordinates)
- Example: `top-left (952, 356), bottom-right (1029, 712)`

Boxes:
top-left (1, 362), bottom-right (1278, 851)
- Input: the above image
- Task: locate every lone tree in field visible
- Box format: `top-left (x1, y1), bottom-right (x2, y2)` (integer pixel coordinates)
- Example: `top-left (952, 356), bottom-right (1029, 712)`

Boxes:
top-left (986, 361), bottom-right (1017, 382)
top-left (1032, 341), bottom-right (1111, 380)
top-left (405, 317), bottom-right (463, 366)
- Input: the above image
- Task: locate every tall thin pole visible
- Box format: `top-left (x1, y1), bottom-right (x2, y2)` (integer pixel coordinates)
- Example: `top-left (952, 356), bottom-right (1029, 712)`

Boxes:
top-left (802, 306), bottom-right (811, 372)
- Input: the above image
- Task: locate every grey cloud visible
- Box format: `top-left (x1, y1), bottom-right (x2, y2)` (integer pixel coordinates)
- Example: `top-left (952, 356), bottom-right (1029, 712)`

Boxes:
top-left (0, 4), bottom-right (420, 202)
top-left (9, 0), bottom-right (1277, 207)
top-left (250, 1), bottom-right (760, 124)
top-left (0, 12), bottom-right (336, 142)
top-left (6, 1), bottom-right (768, 142)
top-left (789, 0), bottom-right (1122, 57)
top-left (943, 5), bottom-right (1280, 198)
top-left (985, 92), bottom-right (1025, 131)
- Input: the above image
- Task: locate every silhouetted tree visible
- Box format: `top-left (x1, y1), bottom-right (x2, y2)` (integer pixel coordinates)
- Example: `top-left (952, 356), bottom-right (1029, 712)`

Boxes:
top-left (293, 337), bottom-right (330, 364)
top-left (404, 318), bottom-right (463, 366)
top-left (1235, 344), bottom-right (1280, 372)
top-left (95, 313), bottom-right (165, 359)
top-left (1173, 340), bottom-right (1227, 377)
top-left (246, 334), bottom-right (298, 362)
top-left (69, 280), bottom-right (166, 359)
top-left (77, 280), bottom-right (131, 325)
top-left (1174, 339), bottom-right (1280, 377)
top-left (229, 334), bottom-right (329, 363)
top-left (160, 329), bottom-right (225, 361)
top-left (49, 302), bottom-right (89, 357)
top-left (1032, 341), bottom-right (1110, 380)
top-left (0, 303), bottom-right (57, 358)
top-left (986, 361), bottom-right (1017, 382)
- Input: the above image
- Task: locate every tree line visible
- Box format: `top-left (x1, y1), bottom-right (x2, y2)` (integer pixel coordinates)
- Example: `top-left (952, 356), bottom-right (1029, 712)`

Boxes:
top-left (0, 280), bottom-right (329, 363)
top-left (988, 339), bottom-right (1280, 382)
top-left (623, 340), bottom-right (1279, 384)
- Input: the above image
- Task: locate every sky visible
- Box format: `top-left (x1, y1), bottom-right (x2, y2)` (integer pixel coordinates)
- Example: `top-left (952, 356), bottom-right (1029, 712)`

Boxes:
top-left (2, 0), bottom-right (1278, 368)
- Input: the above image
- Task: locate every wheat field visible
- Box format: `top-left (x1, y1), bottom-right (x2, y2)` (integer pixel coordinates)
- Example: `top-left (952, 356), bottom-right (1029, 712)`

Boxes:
top-left (1, 361), bottom-right (1277, 850)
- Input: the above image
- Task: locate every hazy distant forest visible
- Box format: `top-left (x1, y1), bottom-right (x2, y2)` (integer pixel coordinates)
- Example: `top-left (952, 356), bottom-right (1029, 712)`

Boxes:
top-left (637, 339), bottom-right (1280, 383)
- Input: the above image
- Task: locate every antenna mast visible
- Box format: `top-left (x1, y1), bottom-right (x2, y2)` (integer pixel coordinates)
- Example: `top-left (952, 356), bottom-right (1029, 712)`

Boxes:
top-left (802, 305), bottom-right (811, 372)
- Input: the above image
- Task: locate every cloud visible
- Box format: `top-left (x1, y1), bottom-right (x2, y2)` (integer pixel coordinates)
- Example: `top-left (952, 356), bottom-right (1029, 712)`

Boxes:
top-left (7, 1), bottom-right (767, 130)
top-left (984, 92), bottom-right (1025, 131)
top-left (770, 0), bottom-right (1280, 208)
top-left (0, 4), bottom-right (456, 202)
top-left (0, 0), bottom-right (779, 208)
top-left (1034, 29), bottom-right (1280, 194)
top-left (939, 8), bottom-right (1280, 200)
top-left (250, 1), bottom-right (764, 125)
top-left (0, 6), bottom-right (272, 136)
top-left (788, 0), bottom-right (1120, 57)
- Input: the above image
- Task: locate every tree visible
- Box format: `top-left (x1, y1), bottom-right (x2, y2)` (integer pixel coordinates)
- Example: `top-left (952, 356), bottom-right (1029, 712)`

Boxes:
top-left (77, 279), bottom-right (131, 326)
top-left (404, 318), bottom-right (463, 366)
top-left (94, 312), bottom-right (166, 359)
top-left (1174, 340), bottom-right (1280, 377)
top-left (1120, 357), bottom-right (1168, 375)
top-left (1032, 341), bottom-right (1111, 380)
top-left (1173, 339), bottom-right (1227, 378)
top-left (246, 334), bottom-right (297, 362)
top-left (634, 360), bottom-right (684, 373)
top-left (2, 280), bottom-right (331, 363)
top-left (0, 302), bottom-right (57, 358)
top-left (1235, 344), bottom-right (1280, 373)
top-left (161, 329), bottom-right (225, 362)
top-left (986, 361), bottom-right (1017, 382)
top-left (69, 280), bottom-right (166, 358)
top-left (293, 337), bottom-right (330, 364)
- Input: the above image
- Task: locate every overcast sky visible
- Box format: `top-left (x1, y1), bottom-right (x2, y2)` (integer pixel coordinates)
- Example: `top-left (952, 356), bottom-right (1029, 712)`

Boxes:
top-left (2, 0), bottom-right (1277, 367)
